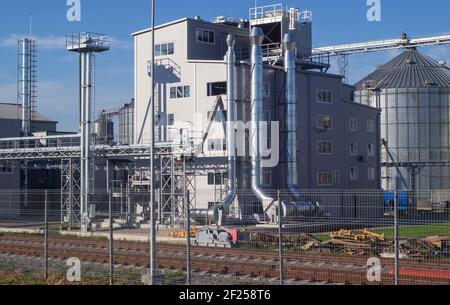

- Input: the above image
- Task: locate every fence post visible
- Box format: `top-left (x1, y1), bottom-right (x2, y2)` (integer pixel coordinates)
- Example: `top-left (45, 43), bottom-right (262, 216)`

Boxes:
top-left (185, 193), bottom-right (191, 285)
top-left (394, 189), bottom-right (399, 285)
top-left (278, 190), bottom-right (284, 285)
top-left (44, 190), bottom-right (48, 280)
top-left (109, 190), bottom-right (114, 285)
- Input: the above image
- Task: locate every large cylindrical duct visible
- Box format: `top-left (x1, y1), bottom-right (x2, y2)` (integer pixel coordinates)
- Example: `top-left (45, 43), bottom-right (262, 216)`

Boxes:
top-left (250, 27), bottom-right (275, 211)
top-left (284, 33), bottom-right (302, 199)
top-left (221, 34), bottom-right (237, 210)
top-left (283, 33), bottom-right (320, 217)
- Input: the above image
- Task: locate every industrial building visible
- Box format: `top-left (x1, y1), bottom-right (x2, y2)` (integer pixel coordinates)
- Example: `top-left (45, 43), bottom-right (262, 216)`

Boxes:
top-left (355, 49), bottom-right (450, 194)
top-left (132, 4), bottom-right (381, 222)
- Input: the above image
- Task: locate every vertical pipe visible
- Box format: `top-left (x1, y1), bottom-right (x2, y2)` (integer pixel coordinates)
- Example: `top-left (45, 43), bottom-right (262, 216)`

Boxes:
top-left (80, 51), bottom-right (87, 231)
top-left (277, 191), bottom-right (284, 285)
top-left (185, 161), bottom-right (191, 284)
top-left (109, 190), bottom-right (114, 285)
top-left (250, 27), bottom-right (274, 209)
top-left (221, 34), bottom-right (237, 211)
top-left (283, 34), bottom-right (301, 198)
top-left (149, 0), bottom-right (158, 285)
top-left (394, 189), bottom-right (399, 285)
top-left (44, 190), bottom-right (48, 280)
top-left (21, 39), bottom-right (31, 135)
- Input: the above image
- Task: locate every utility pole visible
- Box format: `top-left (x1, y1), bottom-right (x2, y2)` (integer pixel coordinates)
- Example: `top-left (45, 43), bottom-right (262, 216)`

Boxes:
top-left (149, 0), bottom-right (158, 285)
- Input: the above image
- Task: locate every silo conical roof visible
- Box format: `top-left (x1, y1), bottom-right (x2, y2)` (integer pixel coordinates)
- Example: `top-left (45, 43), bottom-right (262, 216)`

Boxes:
top-left (355, 48), bottom-right (450, 89)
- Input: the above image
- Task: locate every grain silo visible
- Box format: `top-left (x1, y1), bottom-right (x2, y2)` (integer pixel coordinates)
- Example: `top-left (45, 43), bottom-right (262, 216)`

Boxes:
top-left (355, 48), bottom-right (450, 191)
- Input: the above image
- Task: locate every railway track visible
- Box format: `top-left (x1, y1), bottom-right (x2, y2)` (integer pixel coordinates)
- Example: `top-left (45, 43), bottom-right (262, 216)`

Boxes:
top-left (0, 235), bottom-right (449, 285)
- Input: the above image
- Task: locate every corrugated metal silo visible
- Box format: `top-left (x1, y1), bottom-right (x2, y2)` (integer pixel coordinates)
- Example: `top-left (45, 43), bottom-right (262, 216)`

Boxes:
top-left (355, 48), bottom-right (450, 191)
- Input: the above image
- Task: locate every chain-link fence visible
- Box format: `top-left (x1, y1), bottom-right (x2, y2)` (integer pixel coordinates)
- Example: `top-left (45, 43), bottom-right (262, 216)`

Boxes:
top-left (0, 189), bottom-right (449, 285)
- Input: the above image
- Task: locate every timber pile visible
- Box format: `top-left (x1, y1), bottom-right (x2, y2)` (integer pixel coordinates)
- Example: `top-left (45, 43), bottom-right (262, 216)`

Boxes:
top-left (325, 229), bottom-right (392, 255)
top-left (400, 236), bottom-right (450, 258)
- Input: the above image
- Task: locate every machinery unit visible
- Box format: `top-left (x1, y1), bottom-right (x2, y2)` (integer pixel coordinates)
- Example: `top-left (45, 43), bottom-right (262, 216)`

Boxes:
top-left (194, 227), bottom-right (234, 248)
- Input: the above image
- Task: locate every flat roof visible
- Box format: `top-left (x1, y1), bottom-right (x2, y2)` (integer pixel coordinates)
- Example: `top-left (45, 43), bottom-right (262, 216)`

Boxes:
top-left (132, 17), bottom-right (249, 37)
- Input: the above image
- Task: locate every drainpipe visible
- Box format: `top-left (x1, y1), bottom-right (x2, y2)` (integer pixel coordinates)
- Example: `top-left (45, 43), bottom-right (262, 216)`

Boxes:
top-left (250, 27), bottom-right (275, 211)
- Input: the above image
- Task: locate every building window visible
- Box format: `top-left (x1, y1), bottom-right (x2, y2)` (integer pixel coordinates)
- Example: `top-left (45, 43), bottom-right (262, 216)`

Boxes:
top-left (155, 42), bottom-right (174, 56)
top-left (367, 119), bottom-right (376, 133)
top-left (170, 86), bottom-right (190, 99)
top-left (263, 83), bottom-right (271, 97)
top-left (196, 28), bottom-right (215, 44)
top-left (262, 171), bottom-right (272, 186)
top-left (316, 115), bottom-right (333, 130)
top-left (207, 82), bottom-right (227, 96)
top-left (317, 141), bottom-right (333, 155)
top-left (316, 89), bottom-right (332, 104)
top-left (367, 143), bottom-right (375, 156)
top-left (368, 167), bottom-right (376, 181)
top-left (349, 118), bottom-right (358, 131)
top-left (207, 138), bottom-right (226, 152)
top-left (350, 167), bottom-right (359, 180)
top-left (350, 142), bottom-right (359, 155)
top-left (207, 173), bottom-right (227, 185)
top-left (0, 161), bottom-right (13, 174)
top-left (317, 172), bottom-right (333, 186)
top-left (167, 114), bottom-right (175, 126)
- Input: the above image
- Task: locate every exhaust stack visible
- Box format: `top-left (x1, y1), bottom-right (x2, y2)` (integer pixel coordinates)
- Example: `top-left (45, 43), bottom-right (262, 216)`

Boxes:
top-left (283, 33), bottom-right (320, 216)
top-left (250, 27), bottom-right (275, 212)
top-left (221, 34), bottom-right (237, 211)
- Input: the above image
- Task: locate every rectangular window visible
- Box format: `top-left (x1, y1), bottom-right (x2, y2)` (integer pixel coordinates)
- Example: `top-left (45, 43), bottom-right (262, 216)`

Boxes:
top-left (207, 82), bottom-right (227, 96)
top-left (0, 161), bottom-right (13, 174)
top-left (317, 115), bottom-right (333, 130)
top-left (367, 143), bottom-right (375, 156)
top-left (167, 114), bottom-right (175, 126)
top-left (367, 119), bottom-right (376, 133)
top-left (207, 173), bottom-right (227, 185)
top-left (350, 142), bottom-right (359, 155)
top-left (368, 167), bottom-right (376, 181)
top-left (317, 172), bottom-right (333, 186)
top-left (155, 42), bottom-right (174, 56)
top-left (170, 86), bottom-right (190, 99)
top-left (316, 89), bottom-right (332, 104)
top-left (349, 118), bottom-right (358, 131)
top-left (196, 28), bottom-right (215, 44)
top-left (317, 141), bottom-right (333, 155)
top-left (350, 167), bottom-right (359, 180)
top-left (262, 171), bottom-right (272, 186)
top-left (263, 82), bottom-right (271, 97)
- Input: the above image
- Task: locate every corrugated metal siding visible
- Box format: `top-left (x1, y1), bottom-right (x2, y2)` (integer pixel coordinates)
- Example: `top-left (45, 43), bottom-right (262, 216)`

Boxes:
top-left (355, 49), bottom-right (450, 89)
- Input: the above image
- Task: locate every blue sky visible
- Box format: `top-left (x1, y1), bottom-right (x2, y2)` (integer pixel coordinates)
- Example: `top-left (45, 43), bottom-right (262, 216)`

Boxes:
top-left (1, 0), bottom-right (450, 131)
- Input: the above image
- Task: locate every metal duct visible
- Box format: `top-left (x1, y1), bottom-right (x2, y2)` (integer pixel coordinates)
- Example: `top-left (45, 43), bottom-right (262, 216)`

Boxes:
top-left (250, 27), bottom-right (275, 211)
top-left (221, 34), bottom-right (237, 210)
top-left (283, 33), bottom-right (320, 216)
top-left (283, 33), bottom-right (302, 199)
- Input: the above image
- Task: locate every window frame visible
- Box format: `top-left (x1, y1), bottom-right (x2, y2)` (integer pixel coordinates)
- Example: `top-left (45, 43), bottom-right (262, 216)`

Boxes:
top-left (350, 167), bottom-right (359, 181)
top-left (262, 82), bottom-right (271, 97)
top-left (367, 143), bottom-right (375, 157)
top-left (169, 85), bottom-right (191, 100)
top-left (367, 119), bottom-right (376, 133)
top-left (207, 81), bottom-right (227, 97)
top-left (368, 167), bottom-right (376, 181)
top-left (316, 89), bottom-right (333, 104)
top-left (155, 42), bottom-right (175, 57)
top-left (0, 161), bottom-right (13, 174)
top-left (196, 28), bottom-right (215, 44)
top-left (350, 142), bottom-right (359, 156)
top-left (349, 117), bottom-right (358, 131)
top-left (316, 141), bottom-right (334, 155)
top-left (316, 114), bottom-right (333, 130)
top-left (262, 171), bottom-right (272, 186)
top-left (317, 172), bottom-right (334, 186)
